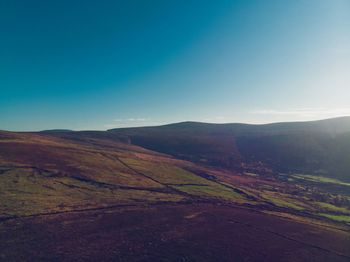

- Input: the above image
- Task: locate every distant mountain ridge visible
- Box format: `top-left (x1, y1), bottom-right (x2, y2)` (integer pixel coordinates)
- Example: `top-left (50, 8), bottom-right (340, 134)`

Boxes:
top-left (40, 129), bottom-right (73, 133)
top-left (108, 116), bottom-right (350, 181)
top-left (109, 116), bottom-right (350, 135)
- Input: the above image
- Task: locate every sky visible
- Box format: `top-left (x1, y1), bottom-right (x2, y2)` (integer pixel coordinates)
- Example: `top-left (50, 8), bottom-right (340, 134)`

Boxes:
top-left (1, 0), bottom-right (349, 131)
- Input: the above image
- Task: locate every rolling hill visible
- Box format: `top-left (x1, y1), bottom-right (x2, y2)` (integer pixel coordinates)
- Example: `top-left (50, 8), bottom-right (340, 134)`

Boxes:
top-left (108, 116), bottom-right (350, 181)
top-left (1, 117), bottom-right (350, 261)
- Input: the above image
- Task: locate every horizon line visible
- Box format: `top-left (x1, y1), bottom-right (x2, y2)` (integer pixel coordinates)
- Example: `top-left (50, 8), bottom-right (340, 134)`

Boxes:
top-left (1, 115), bottom-right (350, 133)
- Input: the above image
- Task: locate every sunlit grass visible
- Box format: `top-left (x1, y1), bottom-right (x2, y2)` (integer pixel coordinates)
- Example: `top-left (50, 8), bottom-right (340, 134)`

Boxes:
top-left (314, 202), bottom-right (350, 215)
top-left (173, 184), bottom-right (247, 203)
top-left (120, 157), bottom-right (211, 185)
top-left (293, 174), bottom-right (350, 187)
top-left (318, 213), bottom-right (350, 223)
top-left (0, 169), bottom-right (183, 217)
top-left (260, 191), bottom-right (306, 211)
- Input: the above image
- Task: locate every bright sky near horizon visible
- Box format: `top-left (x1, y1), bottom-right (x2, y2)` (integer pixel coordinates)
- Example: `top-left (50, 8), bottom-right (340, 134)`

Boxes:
top-left (1, 0), bottom-right (349, 131)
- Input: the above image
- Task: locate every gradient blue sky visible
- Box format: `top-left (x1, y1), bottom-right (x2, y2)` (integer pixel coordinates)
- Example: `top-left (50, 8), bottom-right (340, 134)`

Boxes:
top-left (1, 0), bottom-right (349, 131)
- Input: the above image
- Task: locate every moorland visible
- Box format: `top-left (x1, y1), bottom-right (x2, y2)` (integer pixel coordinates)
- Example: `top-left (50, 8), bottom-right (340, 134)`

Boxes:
top-left (1, 117), bottom-right (350, 261)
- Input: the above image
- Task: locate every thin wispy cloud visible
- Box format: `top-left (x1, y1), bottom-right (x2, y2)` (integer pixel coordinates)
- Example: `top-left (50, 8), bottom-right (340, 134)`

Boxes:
top-left (252, 108), bottom-right (350, 119)
top-left (114, 118), bottom-right (149, 122)
top-left (104, 118), bottom-right (161, 129)
top-left (201, 116), bottom-right (228, 122)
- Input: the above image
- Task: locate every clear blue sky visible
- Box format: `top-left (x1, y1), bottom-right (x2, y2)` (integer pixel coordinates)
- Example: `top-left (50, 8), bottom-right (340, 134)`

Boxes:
top-left (1, 0), bottom-right (349, 131)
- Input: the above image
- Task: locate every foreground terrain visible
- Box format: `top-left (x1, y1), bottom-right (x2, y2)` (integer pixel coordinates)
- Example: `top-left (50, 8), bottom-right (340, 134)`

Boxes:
top-left (1, 204), bottom-right (350, 262)
top-left (1, 118), bottom-right (350, 261)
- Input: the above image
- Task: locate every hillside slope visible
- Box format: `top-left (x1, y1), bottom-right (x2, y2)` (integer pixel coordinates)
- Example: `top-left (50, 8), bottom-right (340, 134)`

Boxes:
top-left (1, 129), bottom-right (350, 224)
top-left (0, 130), bottom-right (249, 217)
top-left (108, 117), bottom-right (350, 181)
top-left (1, 129), bottom-right (350, 261)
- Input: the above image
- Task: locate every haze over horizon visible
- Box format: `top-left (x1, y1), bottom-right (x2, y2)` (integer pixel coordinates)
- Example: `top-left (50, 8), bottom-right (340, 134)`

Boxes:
top-left (1, 0), bottom-right (349, 131)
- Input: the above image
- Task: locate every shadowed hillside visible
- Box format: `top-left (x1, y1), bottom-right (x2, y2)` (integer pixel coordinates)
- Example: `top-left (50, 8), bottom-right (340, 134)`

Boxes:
top-left (108, 117), bottom-right (350, 181)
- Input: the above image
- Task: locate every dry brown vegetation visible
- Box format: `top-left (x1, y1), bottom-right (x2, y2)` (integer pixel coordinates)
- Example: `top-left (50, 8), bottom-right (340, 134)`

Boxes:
top-left (1, 130), bottom-right (350, 261)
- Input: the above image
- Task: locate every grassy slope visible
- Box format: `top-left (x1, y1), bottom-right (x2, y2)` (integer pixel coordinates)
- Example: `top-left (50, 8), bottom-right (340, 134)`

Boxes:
top-left (0, 131), bottom-right (246, 217)
top-left (0, 130), bottom-right (349, 228)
